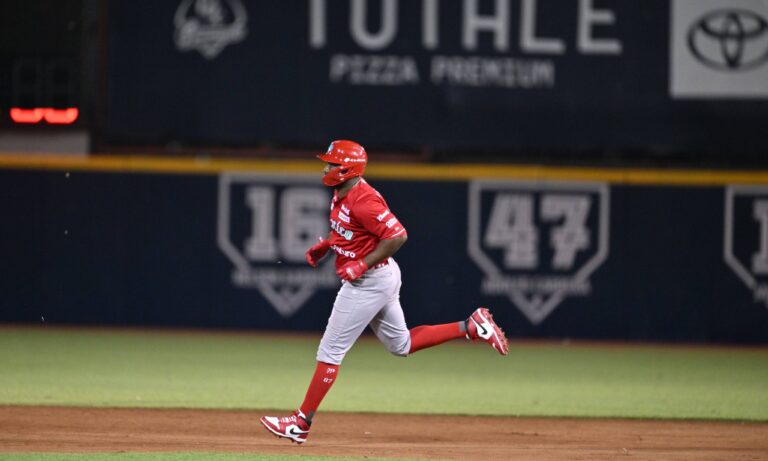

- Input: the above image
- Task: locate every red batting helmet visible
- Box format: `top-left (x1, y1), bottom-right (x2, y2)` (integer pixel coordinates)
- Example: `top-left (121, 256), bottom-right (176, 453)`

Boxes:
top-left (317, 140), bottom-right (368, 186)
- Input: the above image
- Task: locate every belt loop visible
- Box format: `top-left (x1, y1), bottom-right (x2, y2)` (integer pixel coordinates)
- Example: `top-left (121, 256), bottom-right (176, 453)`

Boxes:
top-left (372, 258), bottom-right (390, 270)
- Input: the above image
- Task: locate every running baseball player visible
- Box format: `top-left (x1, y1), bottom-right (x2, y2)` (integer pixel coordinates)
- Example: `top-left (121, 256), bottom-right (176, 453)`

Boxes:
top-left (260, 140), bottom-right (508, 444)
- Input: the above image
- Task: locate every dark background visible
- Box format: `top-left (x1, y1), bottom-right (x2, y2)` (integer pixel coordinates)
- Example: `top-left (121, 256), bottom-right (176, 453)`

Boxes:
top-left (2, 0), bottom-right (766, 164)
top-left (1, 1), bottom-right (767, 342)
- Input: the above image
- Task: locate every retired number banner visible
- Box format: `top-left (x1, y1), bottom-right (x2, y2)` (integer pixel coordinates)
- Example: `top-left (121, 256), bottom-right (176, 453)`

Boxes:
top-left (2, 165), bottom-right (768, 342)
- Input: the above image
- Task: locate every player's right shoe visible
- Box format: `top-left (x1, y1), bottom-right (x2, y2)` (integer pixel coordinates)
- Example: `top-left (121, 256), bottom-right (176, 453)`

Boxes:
top-left (466, 307), bottom-right (509, 356)
top-left (260, 409), bottom-right (311, 444)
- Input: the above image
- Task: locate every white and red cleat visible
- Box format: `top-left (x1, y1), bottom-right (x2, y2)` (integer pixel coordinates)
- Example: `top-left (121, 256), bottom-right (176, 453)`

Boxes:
top-left (260, 409), bottom-right (311, 444)
top-left (466, 307), bottom-right (509, 356)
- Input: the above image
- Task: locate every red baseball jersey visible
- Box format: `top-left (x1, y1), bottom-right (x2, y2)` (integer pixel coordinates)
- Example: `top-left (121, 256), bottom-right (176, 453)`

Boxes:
top-left (327, 178), bottom-right (407, 270)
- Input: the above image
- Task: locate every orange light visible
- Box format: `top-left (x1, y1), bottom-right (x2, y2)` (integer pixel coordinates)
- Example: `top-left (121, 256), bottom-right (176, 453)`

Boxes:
top-left (10, 108), bottom-right (45, 123)
top-left (10, 107), bottom-right (79, 125)
top-left (44, 108), bottom-right (79, 124)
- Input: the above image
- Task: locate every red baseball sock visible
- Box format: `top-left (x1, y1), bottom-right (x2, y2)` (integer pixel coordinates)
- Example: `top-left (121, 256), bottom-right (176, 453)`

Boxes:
top-left (409, 322), bottom-right (465, 353)
top-left (299, 361), bottom-right (339, 422)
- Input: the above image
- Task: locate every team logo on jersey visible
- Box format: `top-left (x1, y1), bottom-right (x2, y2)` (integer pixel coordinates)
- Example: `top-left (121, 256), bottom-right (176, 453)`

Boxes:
top-left (724, 185), bottom-right (768, 307)
top-left (330, 219), bottom-right (354, 240)
top-left (217, 173), bottom-right (338, 317)
top-left (174, 0), bottom-right (248, 59)
top-left (468, 180), bottom-right (610, 325)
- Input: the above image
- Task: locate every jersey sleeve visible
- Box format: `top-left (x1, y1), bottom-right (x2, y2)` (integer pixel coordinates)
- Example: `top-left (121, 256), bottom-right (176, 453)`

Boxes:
top-left (354, 193), bottom-right (407, 240)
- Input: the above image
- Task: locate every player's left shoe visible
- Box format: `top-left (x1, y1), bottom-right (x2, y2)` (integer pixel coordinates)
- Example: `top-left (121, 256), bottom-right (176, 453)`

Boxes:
top-left (466, 307), bottom-right (509, 356)
top-left (260, 409), bottom-right (311, 444)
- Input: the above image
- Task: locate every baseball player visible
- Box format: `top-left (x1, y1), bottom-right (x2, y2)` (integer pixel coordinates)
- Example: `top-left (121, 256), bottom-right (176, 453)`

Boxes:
top-left (260, 140), bottom-right (508, 444)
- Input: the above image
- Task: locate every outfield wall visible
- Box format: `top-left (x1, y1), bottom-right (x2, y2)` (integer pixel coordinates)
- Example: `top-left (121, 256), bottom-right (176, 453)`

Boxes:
top-left (3, 155), bottom-right (768, 342)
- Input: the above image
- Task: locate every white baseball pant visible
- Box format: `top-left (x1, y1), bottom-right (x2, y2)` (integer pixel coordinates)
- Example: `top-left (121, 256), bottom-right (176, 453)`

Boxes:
top-left (316, 258), bottom-right (411, 365)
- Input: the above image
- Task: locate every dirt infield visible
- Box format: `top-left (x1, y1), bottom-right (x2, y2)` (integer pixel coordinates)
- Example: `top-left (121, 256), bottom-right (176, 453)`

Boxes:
top-left (1, 406), bottom-right (767, 461)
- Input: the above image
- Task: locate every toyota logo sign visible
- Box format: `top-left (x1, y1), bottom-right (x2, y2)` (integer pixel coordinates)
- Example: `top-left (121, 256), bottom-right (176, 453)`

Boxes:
top-left (687, 8), bottom-right (768, 71)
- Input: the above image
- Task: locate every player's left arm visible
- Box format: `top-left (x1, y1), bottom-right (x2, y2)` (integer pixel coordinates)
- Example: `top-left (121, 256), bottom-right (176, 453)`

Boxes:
top-left (337, 194), bottom-right (407, 281)
top-left (361, 233), bottom-right (407, 269)
top-left (357, 194), bottom-right (407, 268)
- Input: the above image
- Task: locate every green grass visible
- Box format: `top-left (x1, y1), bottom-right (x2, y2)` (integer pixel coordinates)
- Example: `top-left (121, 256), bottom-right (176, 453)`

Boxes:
top-left (0, 455), bottom-right (417, 461)
top-left (1, 327), bottom-right (767, 420)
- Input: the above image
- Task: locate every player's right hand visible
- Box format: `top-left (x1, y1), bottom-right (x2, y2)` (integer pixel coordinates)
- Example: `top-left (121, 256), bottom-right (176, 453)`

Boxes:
top-left (306, 237), bottom-right (331, 267)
